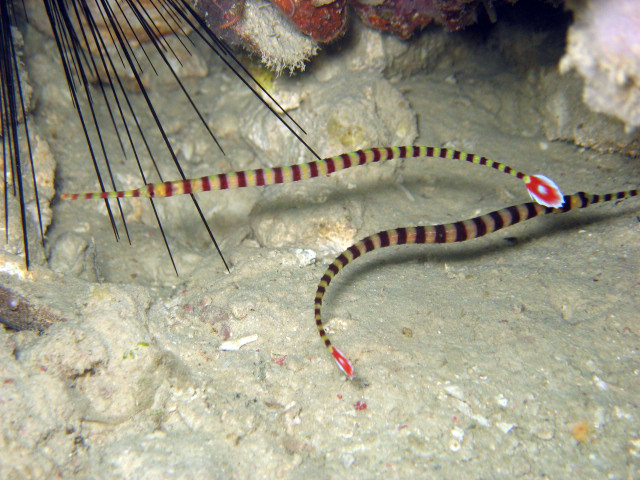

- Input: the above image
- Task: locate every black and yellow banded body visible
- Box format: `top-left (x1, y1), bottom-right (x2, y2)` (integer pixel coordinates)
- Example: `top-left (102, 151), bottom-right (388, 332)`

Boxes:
top-left (314, 189), bottom-right (638, 379)
top-left (60, 146), bottom-right (560, 206)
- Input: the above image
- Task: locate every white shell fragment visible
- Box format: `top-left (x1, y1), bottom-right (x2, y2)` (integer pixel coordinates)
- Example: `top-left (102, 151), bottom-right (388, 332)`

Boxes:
top-left (218, 334), bottom-right (259, 351)
top-left (592, 375), bottom-right (609, 391)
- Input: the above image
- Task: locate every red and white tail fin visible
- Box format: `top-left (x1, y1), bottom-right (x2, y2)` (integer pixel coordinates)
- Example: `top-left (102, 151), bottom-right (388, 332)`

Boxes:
top-left (526, 174), bottom-right (564, 208)
top-left (332, 347), bottom-right (354, 379)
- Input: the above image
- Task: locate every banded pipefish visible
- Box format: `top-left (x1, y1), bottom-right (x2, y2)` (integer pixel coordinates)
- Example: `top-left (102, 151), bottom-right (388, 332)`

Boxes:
top-left (313, 189), bottom-right (638, 378)
top-left (61, 146), bottom-right (564, 208)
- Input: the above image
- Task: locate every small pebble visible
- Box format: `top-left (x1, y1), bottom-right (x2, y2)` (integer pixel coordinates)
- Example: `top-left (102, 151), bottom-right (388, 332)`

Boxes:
top-left (495, 394), bottom-right (509, 408)
top-left (449, 438), bottom-right (461, 452)
top-left (571, 421), bottom-right (590, 443)
top-left (219, 334), bottom-right (258, 351)
top-left (294, 248), bottom-right (317, 266)
top-left (443, 384), bottom-right (464, 400)
top-left (592, 375), bottom-right (608, 391)
top-left (496, 422), bottom-right (515, 434)
top-left (451, 426), bottom-right (465, 440)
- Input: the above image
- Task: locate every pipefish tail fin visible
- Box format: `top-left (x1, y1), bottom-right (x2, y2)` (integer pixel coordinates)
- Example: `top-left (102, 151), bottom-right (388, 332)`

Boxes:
top-left (314, 189), bottom-right (638, 378)
top-left (525, 174), bottom-right (563, 208)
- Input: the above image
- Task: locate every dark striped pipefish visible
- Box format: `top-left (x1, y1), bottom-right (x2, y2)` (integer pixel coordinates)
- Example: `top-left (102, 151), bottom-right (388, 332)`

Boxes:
top-left (314, 189), bottom-right (638, 379)
top-left (60, 146), bottom-right (564, 208)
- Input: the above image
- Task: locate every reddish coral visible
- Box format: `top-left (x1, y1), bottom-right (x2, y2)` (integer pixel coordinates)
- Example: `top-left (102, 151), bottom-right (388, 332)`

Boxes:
top-left (196, 0), bottom-right (488, 46)
top-left (270, 0), bottom-right (349, 42)
top-left (351, 0), bottom-right (479, 39)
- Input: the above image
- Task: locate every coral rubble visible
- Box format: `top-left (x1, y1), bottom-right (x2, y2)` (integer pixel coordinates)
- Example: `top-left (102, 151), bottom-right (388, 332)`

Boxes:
top-left (562, 0), bottom-right (640, 131)
top-left (351, 0), bottom-right (480, 40)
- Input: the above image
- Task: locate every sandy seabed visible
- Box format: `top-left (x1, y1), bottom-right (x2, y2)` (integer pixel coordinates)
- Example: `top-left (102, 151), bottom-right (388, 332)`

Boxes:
top-left (1, 13), bottom-right (640, 480)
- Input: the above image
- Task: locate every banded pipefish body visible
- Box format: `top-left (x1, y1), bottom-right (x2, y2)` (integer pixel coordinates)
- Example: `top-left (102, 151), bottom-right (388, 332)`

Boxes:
top-left (313, 189), bottom-right (639, 379)
top-left (61, 146), bottom-right (564, 208)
